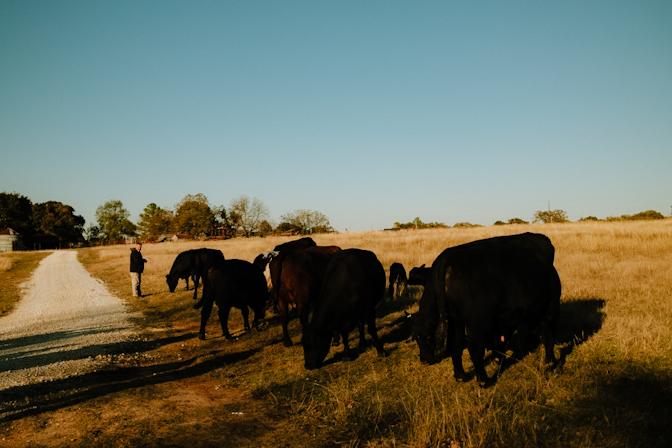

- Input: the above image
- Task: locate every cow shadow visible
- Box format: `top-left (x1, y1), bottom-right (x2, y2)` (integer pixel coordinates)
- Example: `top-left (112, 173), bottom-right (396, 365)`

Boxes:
top-left (0, 330), bottom-right (193, 373)
top-left (554, 297), bottom-right (606, 365)
top-left (0, 340), bottom-right (261, 423)
top-left (491, 297), bottom-right (606, 378)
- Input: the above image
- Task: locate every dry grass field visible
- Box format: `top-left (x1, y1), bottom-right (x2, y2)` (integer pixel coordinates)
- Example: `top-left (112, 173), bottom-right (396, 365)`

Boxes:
top-left (0, 251), bottom-right (51, 317)
top-left (2, 220), bottom-right (672, 447)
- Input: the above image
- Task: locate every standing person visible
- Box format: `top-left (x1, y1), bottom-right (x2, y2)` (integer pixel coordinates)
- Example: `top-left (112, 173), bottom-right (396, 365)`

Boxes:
top-left (130, 242), bottom-right (147, 297)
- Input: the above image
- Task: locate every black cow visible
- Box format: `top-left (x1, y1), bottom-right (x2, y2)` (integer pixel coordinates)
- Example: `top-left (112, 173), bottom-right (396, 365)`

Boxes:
top-left (268, 237), bottom-right (316, 308)
top-left (413, 232), bottom-right (560, 386)
top-left (166, 249), bottom-right (225, 302)
top-left (302, 249), bottom-right (387, 369)
top-left (408, 264), bottom-right (431, 286)
top-left (198, 259), bottom-right (268, 340)
top-left (277, 245), bottom-right (341, 346)
top-left (388, 262), bottom-right (407, 299)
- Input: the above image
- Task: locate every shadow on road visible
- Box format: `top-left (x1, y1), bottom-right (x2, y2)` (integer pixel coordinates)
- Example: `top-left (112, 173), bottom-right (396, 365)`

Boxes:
top-left (0, 332), bottom-right (260, 423)
top-left (0, 329), bottom-right (192, 373)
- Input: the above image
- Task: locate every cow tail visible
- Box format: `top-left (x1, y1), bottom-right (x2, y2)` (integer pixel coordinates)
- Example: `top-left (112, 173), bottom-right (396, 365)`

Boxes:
top-left (432, 259), bottom-right (451, 358)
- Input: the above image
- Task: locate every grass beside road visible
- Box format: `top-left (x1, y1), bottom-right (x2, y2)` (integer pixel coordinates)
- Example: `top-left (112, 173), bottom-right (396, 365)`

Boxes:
top-left (0, 251), bottom-right (51, 317)
top-left (5, 221), bottom-right (672, 447)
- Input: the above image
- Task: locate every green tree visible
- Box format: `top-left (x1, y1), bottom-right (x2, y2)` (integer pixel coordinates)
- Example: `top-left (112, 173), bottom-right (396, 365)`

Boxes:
top-left (229, 196), bottom-right (269, 237)
top-left (258, 220), bottom-right (274, 236)
top-left (95, 200), bottom-right (137, 242)
top-left (173, 194), bottom-right (215, 238)
top-left (213, 206), bottom-right (240, 239)
top-left (533, 209), bottom-right (569, 224)
top-left (0, 192), bottom-right (35, 244)
top-left (32, 201), bottom-right (85, 248)
top-left (279, 209), bottom-right (333, 234)
top-left (85, 224), bottom-right (101, 245)
top-left (137, 203), bottom-right (173, 240)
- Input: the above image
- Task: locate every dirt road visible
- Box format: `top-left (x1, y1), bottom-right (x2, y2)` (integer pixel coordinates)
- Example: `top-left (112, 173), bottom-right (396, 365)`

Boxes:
top-left (0, 250), bottom-right (138, 390)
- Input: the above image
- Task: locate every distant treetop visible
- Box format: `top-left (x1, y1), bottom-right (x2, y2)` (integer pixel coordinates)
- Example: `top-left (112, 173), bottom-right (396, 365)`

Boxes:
top-left (392, 217), bottom-right (448, 230)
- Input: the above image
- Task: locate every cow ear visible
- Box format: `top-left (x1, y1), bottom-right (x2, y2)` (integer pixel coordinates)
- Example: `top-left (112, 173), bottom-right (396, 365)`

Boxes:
top-left (165, 274), bottom-right (169, 279)
top-left (421, 264), bottom-right (425, 268)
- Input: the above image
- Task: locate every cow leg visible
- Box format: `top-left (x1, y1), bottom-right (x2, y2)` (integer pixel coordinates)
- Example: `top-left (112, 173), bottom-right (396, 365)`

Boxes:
top-left (218, 305), bottom-right (234, 339)
top-left (184, 276), bottom-right (190, 290)
top-left (358, 321), bottom-right (367, 351)
top-left (467, 341), bottom-right (491, 387)
top-left (541, 321), bottom-right (557, 366)
top-left (366, 316), bottom-right (387, 356)
top-left (511, 324), bottom-right (531, 361)
top-left (192, 274), bottom-right (200, 301)
top-left (193, 275), bottom-right (206, 309)
top-left (450, 320), bottom-right (468, 382)
top-left (252, 305), bottom-right (265, 330)
top-left (341, 330), bottom-right (354, 360)
top-left (199, 298), bottom-right (215, 340)
top-left (241, 306), bottom-right (251, 332)
top-left (280, 300), bottom-right (292, 347)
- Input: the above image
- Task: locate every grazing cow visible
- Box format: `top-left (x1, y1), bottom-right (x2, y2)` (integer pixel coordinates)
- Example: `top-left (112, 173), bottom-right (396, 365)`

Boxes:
top-left (166, 249), bottom-right (225, 302)
top-left (268, 237), bottom-right (317, 308)
top-left (302, 249), bottom-right (387, 369)
top-left (198, 259), bottom-right (268, 340)
top-left (408, 264), bottom-right (431, 286)
top-left (413, 232), bottom-right (560, 386)
top-left (277, 245), bottom-right (341, 346)
top-left (388, 262), bottom-right (408, 299)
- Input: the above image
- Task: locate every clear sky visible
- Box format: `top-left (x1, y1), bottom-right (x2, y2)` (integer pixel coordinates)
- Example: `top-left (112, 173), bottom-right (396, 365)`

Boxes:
top-left (1, 0), bottom-right (671, 231)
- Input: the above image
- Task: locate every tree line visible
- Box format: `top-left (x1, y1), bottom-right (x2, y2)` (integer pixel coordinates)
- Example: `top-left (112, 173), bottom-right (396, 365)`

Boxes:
top-left (0, 191), bottom-right (333, 247)
top-left (0, 192), bottom-right (85, 249)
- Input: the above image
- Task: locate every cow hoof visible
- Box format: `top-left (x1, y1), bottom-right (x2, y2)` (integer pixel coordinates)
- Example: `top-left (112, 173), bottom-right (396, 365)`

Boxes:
top-left (283, 339), bottom-right (293, 347)
top-left (454, 374), bottom-right (468, 382)
top-left (193, 301), bottom-right (203, 309)
top-left (478, 379), bottom-right (494, 388)
top-left (377, 349), bottom-right (390, 358)
top-left (198, 333), bottom-right (206, 341)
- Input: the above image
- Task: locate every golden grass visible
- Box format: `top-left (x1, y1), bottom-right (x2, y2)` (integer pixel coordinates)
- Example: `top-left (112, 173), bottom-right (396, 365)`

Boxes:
top-left (0, 251), bottom-right (51, 317)
top-left (71, 219), bottom-right (672, 447)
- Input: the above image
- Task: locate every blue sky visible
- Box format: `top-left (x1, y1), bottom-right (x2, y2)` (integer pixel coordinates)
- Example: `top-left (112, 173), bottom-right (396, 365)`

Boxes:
top-left (1, 1), bottom-right (670, 231)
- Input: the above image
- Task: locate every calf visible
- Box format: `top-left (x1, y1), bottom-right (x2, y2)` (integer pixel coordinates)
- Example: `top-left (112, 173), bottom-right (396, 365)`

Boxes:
top-left (388, 262), bottom-right (408, 299)
top-left (302, 249), bottom-right (387, 369)
top-left (198, 259), bottom-right (268, 340)
top-left (408, 264), bottom-right (431, 286)
top-left (413, 232), bottom-right (560, 386)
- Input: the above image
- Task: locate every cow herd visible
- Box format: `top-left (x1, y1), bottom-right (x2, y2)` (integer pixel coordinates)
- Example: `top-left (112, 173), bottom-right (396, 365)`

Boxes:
top-left (165, 232), bottom-right (562, 385)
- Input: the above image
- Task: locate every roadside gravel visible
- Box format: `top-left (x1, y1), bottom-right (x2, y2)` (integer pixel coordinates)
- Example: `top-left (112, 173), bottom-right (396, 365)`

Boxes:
top-left (0, 251), bottom-right (139, 390)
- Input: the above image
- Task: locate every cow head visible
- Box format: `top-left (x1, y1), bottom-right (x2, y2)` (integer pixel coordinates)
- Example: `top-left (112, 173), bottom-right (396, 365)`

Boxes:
top-left (302, 326), bottom-right (331, 370)
top-left (413, 283), bottom-right (448, 364)
top-left (166, 274), bottom-right (179, 293)
top-left (408, 265), bottom-right (430, 286)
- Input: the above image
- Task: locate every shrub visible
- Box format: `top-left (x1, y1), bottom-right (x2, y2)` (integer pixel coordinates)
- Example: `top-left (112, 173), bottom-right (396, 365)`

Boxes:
top-left (533, 209), bottom-right (569, 224)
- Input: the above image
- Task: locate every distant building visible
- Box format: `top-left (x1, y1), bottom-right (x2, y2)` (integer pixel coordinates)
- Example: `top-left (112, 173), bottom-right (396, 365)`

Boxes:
top-left (0, 228), bottom-right (22, 252)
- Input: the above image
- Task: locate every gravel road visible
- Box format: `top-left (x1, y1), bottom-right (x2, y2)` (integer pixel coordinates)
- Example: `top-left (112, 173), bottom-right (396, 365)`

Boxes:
top-left (0, 250), bottom-right (138, 390)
